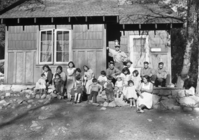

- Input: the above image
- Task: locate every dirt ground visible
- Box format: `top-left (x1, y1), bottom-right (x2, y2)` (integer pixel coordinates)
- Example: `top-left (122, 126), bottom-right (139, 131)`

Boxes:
top-left (0, 99), bottom-right (199, 140)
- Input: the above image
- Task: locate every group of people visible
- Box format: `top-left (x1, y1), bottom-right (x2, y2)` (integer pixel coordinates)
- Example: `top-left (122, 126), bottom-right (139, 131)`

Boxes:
top-left (34, 45), bottom-right (171, 113)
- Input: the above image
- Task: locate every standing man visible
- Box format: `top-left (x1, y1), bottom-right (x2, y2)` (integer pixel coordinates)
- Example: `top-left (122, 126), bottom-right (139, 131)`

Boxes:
top-left (106, 61), bottom-right (121, 84)
top-left (140, 61), bottom-right (156, 83)
top-left (154, 62), bottom-right (170, 87)
top-left (107, 45), bottom-right (128, 71)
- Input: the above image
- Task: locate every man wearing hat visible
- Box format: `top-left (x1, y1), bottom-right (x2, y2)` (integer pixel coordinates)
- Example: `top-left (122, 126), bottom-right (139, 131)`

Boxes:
top-left (107, 45), bottom-right (128, 71)
top-left (140, 61), bottom-right (156, 83)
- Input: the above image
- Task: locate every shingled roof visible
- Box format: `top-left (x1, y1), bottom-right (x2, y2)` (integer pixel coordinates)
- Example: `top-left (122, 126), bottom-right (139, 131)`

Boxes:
top-left (0, 0), bottom-right (182, 24)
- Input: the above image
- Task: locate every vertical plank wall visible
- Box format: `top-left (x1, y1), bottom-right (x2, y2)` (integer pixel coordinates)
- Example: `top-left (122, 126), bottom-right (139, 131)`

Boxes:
top-left (107, 30), bottom-right (171, 75)
top-left (6, 24), bottom-right (106, 84)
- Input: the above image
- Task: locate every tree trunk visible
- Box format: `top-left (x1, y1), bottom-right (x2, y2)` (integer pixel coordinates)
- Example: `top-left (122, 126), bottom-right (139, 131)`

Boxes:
top-left (176, 0), bottom-right (195, 88)
top-left (196, 9), bottom-right (199, 96)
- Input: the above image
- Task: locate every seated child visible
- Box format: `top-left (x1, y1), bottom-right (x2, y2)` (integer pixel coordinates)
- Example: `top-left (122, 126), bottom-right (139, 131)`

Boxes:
top-left (88, 78), bottom-right (102, 103)
top-left (35, 73), bottom-right (47, 95)
top-left (72, 75), bottom-right (84, 103)
top-left (97, 71), bottom-right (107, 88)
top-left (104, 76), bottom-right (115, 102)
top-left (52, 74), bottom-right (64, 99)
top-left (124, 80), bottom-right (137, 107)
top-left (115, 76), bottom-right (124, 98)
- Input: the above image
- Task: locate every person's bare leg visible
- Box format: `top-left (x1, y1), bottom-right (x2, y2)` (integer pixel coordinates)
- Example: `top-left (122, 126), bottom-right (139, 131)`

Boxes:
top-left (77, 93), bottom-right (81, 103)
top-left (130, 99), bottom-right (133, 107)
top-left (133, 99), bottom-right (136, 107)
top-left (74, 93), bottom-right (78, 103)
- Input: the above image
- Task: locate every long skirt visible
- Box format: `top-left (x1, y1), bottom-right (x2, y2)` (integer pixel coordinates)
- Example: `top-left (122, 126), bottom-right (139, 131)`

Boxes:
top-left (137, 92), bottom-right (153, 109)
top-left (66, 77), bottom-right (74, 98)
top-left (85, 79), bottom-right (93, 94)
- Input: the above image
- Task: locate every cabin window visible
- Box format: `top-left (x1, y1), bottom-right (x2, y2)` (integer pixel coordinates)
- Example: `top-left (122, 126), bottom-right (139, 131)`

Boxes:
top-left (39, 29), bottom-right (71, 64)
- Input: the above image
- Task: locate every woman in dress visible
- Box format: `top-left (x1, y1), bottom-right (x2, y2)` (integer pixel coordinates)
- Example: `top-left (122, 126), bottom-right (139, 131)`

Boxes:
top-left (137, 75), bottom-right (153, 113)
top-left (66, 61), bottom-right (76, 100)
top-left (83, 65), bottom-right (94, 94)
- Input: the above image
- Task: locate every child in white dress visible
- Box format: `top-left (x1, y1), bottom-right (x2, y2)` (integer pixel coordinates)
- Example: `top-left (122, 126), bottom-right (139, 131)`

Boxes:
top-left (125, 80), bottom-right (137, 107)
top-left (35, 73), bottom-right (47, 94)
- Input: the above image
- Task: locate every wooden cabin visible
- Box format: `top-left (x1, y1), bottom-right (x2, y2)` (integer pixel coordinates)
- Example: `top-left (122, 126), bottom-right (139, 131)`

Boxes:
top-left (0, 0), bottom-right (183, 84)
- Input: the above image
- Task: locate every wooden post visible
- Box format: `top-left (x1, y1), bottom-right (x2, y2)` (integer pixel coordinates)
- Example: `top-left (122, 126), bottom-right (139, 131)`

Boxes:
top-left (34, 18), bottom-right (36, 23)
top-left (1, 19), bottom-right (3, 24)
top-left (85, 17), bottom-right (88, 22)
top-left (117, 16), bottom-right (119, 23)
top-left (68, 17), bottom-right (71, 22)
top-left (17, 18), bottom-right (20, 24)
top-left (103, 16), bottom-right (105, 22)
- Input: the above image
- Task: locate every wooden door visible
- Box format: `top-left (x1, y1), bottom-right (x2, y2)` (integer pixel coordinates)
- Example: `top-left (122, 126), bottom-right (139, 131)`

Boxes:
top-left (129, 35), bottom-right (149, 69)
top-left (73, 49), bottom-right (106, 78)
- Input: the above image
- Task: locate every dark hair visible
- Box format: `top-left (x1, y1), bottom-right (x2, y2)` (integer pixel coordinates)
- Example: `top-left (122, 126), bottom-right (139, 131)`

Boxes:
top-left (83, 65), bottom-right (89, 71)
top-left (133, 70), bottom-right (139, 77)
top-left (126, 60), bottom-right (133, 64)
top-left (107, 75), bottom-right (113, 80)
top-left (109, 61), bottom-right (115, 66)
top-left (115, 45), bottom-right (120, 48)
top-left (128, 80), bottom-right (134, 86)
top-left (55, 73), bottom-right (61, 78)
top-left (42, 65), bottom-right (51, 71)
top-left (56, 65), bottom-right (63, 72)
top-left (92, 78), bottom-right (98, 83)
top-left (41, 73), bottom-right (46, 77)
top-left (101, 71), bottom-right (106, 76)
top-left (144, 61), bottom-right (149, 65)
top-left (142, 75), bottom-right (150, 82)
top-left (76, 75), bottom-right (81, 81)
top-left (75, 68), bottom-right (81, 73)
top-left (68, 61), bottom-right (75, 68)
top-left (159, 62), bottom-right (164, 65)
top-left (122, 67), bottom-right (130, 75)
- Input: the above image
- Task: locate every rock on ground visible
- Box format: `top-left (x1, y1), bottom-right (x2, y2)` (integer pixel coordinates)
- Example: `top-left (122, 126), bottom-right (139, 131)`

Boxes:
top-left (179, 96), bottom-right (199, 107)
top-left (161, 98), bottom-right (178, 110)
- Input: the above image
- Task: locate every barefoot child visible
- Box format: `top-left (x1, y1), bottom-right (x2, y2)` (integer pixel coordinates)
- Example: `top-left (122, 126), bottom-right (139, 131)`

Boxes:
top-left (125, 80), bottom-right (137, 107)
top-left (72, 75), bottom-right (84, 103)
top-left (88, 78), bottom-right (102, 103)
top-left (35, 73), bottom-right (47, 95)
top-left (104, 76), bottom-right (115, 102)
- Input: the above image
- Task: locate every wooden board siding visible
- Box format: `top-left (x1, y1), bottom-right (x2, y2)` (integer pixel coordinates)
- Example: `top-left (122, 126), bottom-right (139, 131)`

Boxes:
top-left (8, 26), bottom-right (37, 50)
top-left (6, 24), bottom-right (106, 84)
top-left (7, 52), bottom-right (14, 83)
top-left (107, 30), bottom-right (171, 76)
